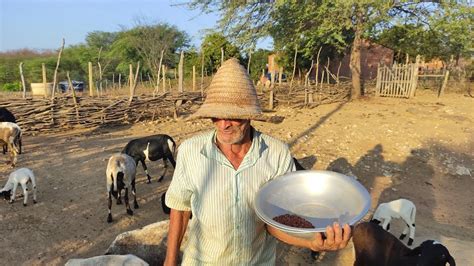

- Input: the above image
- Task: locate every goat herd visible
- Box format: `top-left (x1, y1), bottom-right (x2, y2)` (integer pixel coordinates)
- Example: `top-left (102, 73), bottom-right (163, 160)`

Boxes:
top-left (0, 106), bottom-right (457, 265)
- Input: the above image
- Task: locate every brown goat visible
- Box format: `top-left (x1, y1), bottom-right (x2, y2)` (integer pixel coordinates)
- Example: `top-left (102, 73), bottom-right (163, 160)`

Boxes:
top-left (0, 122), bottom-right (21, 167)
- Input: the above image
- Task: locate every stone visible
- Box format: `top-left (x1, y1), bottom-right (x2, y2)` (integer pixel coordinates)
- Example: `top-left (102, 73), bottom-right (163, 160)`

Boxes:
top-left (105, 220), bottom-right (188, 266)
top-left (65, 254), bottom-right (148, 266)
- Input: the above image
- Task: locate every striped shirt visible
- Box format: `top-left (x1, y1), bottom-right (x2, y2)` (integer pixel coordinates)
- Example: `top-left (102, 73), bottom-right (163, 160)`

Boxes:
top-left (166, 128), bottom-right (295, 265)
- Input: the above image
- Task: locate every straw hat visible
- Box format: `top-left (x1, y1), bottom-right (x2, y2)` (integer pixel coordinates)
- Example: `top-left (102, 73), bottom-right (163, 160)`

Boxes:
top-left (189, 58), bottom-right (267, 121)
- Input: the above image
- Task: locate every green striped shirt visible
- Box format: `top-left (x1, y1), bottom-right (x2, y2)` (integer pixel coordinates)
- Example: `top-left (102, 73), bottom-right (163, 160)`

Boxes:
top-left (166, 128), bottom-right (295, 265)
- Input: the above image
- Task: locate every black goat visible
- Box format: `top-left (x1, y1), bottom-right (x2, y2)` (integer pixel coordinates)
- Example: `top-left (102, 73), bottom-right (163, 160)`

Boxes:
top-left (353, 221), bottom-right (455, 266)
top-left (122, 134), bottom-right (176, 183)
top-left (0, 107), bottom-right (21, 154)
top-left (161, 191), bottom-right (193, 219)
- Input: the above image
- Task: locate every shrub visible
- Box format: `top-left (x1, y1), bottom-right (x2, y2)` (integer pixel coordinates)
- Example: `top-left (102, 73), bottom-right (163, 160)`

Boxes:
top-left (1, 82), bottom-right (22, 92)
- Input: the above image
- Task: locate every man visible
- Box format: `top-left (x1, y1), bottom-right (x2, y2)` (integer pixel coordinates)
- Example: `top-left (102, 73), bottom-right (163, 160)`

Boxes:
top-left (164, 58), bottom-right (351, 265)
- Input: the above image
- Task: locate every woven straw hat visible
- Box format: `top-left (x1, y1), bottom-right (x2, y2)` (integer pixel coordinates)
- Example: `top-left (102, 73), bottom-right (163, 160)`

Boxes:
top-left (189, 58), bottom-right (267, 121)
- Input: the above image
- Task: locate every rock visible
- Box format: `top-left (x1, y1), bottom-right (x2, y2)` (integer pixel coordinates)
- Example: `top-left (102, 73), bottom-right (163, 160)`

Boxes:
top-left (65, 254), bottom-right (148, 266)
top-left (105, 220), bottom-right (188, 266)
top-left (455, 166), bottom-right (471, 176)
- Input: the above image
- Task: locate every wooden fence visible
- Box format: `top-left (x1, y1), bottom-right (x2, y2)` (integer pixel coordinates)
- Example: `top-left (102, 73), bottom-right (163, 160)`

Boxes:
top-left (375, 61), bottom-right (419, 98)
top-left (0, 83), bottom-right (351, 135)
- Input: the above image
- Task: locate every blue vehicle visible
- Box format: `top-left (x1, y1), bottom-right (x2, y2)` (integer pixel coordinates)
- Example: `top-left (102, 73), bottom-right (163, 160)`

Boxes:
top-left (265, 72), bottom-right (287, 82)
top-left (59, 80), bottom-right (84, 93)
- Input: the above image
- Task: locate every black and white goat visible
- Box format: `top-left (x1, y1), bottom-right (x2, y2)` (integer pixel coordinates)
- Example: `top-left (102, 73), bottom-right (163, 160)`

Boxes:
top-left (371, 198), bottom-right (416, 246)
top-left (122, 134), bottom-right (176, 183)
top-left (0, 122), bottom-right (22, 166)
top-left (0, 107), bottom-right (21, 155)
top-left (106, 153), bottom-right (138, 223)
top-left (0, 168), bottom-right (37, 206)
top-left (353, 221), bottom-right (455, 266)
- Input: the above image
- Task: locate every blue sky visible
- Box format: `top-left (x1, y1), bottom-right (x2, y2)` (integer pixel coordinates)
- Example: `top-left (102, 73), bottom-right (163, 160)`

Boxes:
top-left (0, 0), bottom-right (273, 52)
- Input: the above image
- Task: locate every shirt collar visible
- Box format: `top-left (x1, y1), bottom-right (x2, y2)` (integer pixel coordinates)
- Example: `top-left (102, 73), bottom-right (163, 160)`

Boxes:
top-left (201, 127), bottom-right (268, 171)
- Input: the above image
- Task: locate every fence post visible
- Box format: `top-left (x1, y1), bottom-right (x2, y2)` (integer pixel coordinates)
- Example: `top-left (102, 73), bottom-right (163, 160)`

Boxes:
top-left (438, 70), bottom-right (450, 98)
top-left (42, 63), bottom-right (48, 98)
top-left (88, 62), bottom-right (94, 97)
top-left (268, 89), bottom-right (274, 110)
top-left (375, 63), bottom-right (381, 97)
top-left (178, 51), bottom-right (184, 93)
top-left (19, 62), bottom-right (26, 98)
top-left (409, 55), bottom-right (420, 98)
top-left (193, 65), bottom-right (196, 91)
top-left (162, 64), bottom-right (166, 92)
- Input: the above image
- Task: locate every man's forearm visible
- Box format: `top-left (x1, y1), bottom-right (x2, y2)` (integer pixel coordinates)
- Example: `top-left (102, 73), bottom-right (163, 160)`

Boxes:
top-left (164, 209), bottom-right (191, 266)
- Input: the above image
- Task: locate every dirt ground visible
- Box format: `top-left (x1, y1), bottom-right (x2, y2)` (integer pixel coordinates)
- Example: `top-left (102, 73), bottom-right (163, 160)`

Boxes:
top-left (0, 90), bottom-right (473, 265)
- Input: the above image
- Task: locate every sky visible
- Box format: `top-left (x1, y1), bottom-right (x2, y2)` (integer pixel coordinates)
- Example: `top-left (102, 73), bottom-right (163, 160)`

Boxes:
top-left (0, 0), bottom-right (273, 52)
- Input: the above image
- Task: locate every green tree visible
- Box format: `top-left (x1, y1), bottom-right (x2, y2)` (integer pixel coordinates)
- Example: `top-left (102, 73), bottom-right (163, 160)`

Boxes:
top-left (110, 22), bottom-right (190, 83)
top-left (201, 32), bottom-right (240, 73)
top-left (188, 0), bottom-right (472, 99)
top-left (244, 48), bottom-right (272, 82)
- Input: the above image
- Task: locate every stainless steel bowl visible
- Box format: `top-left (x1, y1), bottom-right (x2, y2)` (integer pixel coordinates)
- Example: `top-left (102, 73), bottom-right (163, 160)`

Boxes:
top-left (255, 170), bottom-right (370, 239)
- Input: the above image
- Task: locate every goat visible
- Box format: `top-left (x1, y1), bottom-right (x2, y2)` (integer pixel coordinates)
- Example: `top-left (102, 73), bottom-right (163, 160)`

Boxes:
top-left (106, 153), bottom-right (138, 223)
top-left (0, 122), bottom-right (22, 166)
top-left (353, 222), bottom-right (455, 266)
top-left (122, 134), bottom-right (176, 183)
top-left (371, 198), bottom-right (416, 246)
top-left (0, 168), bottom-right (37, 206)
top-left (0, 108), bottom-right (21, 155)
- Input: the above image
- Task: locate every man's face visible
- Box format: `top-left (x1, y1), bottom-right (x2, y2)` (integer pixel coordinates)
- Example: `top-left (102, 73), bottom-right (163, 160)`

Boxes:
top-left (212, 118), bottom-right (251, 145)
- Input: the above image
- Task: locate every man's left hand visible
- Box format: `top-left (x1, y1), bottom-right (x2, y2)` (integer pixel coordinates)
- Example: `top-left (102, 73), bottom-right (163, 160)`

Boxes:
top-left (310, 222), bottom-right (351, 251)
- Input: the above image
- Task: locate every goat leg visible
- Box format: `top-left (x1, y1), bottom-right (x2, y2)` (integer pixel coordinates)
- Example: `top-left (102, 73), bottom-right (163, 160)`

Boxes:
top-left (32, 184), bottom-right (37, 204)
top-left (132, 178), bottom-right (139, 209)
top-left (107, 192), bottom-right (113, 223)
top-left (141, 160), bottom-right (152, 183)
top-left (125, 188), bottom-right (133, 216)
top-left (158, 159), bottom-right (168, 182)
top-left (9, 182), bottom-right (18, 204)
top-left (116, 189), bottom-right (122, 205)
top-left (21, 183), bottom-right (28, 206)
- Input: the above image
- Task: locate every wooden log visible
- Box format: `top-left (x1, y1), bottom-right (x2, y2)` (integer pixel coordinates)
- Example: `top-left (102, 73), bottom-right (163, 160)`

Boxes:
top-left (67, 72), bottom-right (80, 122)
top-left (42, 63), bottom-right (47, 98)
top-left (88, 62), bottom-right (94, 97)
top-left (193, 65), bottom-right (196, 92)
top-left (19, 62), bottom-right (26, 98)
top-left (51, 38), bottom-right (65, 99)
top-left (178, 51), bottom-right (184, 92)
top-left (438, 70), bottom-right (449, 98)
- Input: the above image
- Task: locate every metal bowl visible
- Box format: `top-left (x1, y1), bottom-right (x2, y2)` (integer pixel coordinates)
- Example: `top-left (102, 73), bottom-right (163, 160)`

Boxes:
top-left (255, 170), bottom-right (370, 239)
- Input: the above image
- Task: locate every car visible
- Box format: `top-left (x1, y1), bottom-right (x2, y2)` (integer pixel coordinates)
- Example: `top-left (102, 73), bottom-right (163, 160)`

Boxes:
top-left (265, 72), bottom-right (287, 82)
top-left (59, 80), bottom-right (84, 93)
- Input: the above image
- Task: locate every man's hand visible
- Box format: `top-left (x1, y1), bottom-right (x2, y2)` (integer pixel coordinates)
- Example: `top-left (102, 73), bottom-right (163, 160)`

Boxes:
top-left (310, 222), bottom-right (351, 251)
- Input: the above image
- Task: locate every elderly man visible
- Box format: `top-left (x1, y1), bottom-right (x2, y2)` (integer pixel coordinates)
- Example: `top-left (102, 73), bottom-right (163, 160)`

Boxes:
top-left (164, 58), bottom-right (351, 265)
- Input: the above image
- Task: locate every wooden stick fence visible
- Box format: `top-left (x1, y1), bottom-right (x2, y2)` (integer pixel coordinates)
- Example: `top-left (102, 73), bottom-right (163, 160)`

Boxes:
top-left (0, 92), bottom-right (203, 135)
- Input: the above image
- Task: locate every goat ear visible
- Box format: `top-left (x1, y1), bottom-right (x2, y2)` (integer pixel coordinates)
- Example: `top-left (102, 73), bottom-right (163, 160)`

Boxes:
top-left (370, 219), bottom-right (381, 225)
top-left (406, 245), bottom-right (423, 256)
top-left (447, 254), bottom-right (456, 266)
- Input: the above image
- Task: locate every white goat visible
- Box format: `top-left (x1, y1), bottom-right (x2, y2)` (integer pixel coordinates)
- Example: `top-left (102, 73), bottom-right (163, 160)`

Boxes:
top-left (0, 168), bottom-right (37, 206)
top-left (106, 153), bottom-right (138, 223)
top-left (0, 122), bottom-right (21, 166)
top-left (371, 198), bottom-right (416, 246)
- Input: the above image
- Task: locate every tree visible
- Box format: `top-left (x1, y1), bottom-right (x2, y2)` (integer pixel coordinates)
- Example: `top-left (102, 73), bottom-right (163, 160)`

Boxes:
top-left (110, 21), bottom-right (190, 84)
top-left (242, 48), bottom-right (272, 82)
top-left (188, 0), bottom-right (472, 99)
top-left (200, 32), bottom-right (240, 73)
